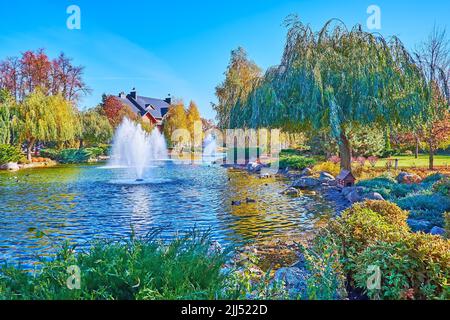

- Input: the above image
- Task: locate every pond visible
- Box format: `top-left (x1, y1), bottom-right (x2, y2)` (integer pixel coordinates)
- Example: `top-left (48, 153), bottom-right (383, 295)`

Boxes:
top-left (0, 162), bottom-right (334, 266)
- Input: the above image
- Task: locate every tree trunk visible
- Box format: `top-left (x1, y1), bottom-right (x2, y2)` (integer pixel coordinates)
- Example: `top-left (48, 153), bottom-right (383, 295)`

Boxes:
top-left (79, 139), bottom-right (84, 149)
top-left (429, 141), bottom-right (434, 170)
top-left (27, 138), bottom-right (36, 162)
top-left (339, 133), bottom-right (352, 171)
top-left (415, 136), bottom-right (420, 159)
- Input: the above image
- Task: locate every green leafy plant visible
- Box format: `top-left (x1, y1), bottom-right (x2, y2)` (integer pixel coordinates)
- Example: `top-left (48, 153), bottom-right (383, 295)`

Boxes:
top-left (0, 231), bottom-right (289, 300)
top-left (279, 155), bottom-right (316, 170)
top-left (0, 144), bottom-right (22, 165)
top-left (325, 201), bottom-right (450, 300)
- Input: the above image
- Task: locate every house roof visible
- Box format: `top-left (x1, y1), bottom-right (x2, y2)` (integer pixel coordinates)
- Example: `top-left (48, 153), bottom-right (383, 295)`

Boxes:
top-left (337, 170), bottom-right (355, 180)
top-left (118, 94), bottom-right (171, 120)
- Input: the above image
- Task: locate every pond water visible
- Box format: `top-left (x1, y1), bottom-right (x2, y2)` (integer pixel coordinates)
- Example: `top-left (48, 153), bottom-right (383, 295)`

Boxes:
top-left (0, 162), bottom-right (333, 266)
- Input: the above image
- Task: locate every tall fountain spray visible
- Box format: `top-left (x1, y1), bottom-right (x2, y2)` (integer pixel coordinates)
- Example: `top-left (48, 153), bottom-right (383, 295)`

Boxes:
top-left (202, 134), bottom-right (218, 163)
top-left (109, 118), bottom-right (168, 180)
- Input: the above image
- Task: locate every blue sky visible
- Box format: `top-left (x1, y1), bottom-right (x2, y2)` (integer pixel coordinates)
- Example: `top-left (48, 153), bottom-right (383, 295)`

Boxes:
top-left (0, 0), bottom-right (449, 120)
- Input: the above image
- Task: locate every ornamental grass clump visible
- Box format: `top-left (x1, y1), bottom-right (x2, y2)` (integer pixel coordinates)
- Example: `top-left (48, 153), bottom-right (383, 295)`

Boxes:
top-left (0, 231), bottom-right (290, 300)
top-left (0, 232), bottom-right (231, 300)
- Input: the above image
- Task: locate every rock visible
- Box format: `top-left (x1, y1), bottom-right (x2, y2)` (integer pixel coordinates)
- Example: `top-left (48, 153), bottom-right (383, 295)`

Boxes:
top-left (408, 219), bottom-right (433, 232)
top-left (363, 192), bottom-right (385, 201)
top-left (292, 177), bottom-right (320, 189)
top-left (0, 162), bottom-right (20, 171)
top-left (232, 201), bottom-right (242, 206)
top-left (300, 168), bottom-right (313, 177)
top-left (346, 190), bottom-right (363, 203)
top-left (319, 172), bottom-right (335, 182)
top-left (246, 197), bottom-right (256, 203)
top-left (273, 267), bottom-right (309, 298)
top-left (341, 186), bottom-right (364, 197)
top-left (430, 226), bottom-right (446, 236)
top-left (397, 172), bottom-right (422, 184)
top-left (247, 162), bottom-right (263, 173)
top-left (282, 187), bottom-right (300, 196)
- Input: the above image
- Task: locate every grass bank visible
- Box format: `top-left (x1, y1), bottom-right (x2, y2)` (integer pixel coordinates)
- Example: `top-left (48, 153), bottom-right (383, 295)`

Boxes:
top-left (376, 155), bottom-right (450, 168)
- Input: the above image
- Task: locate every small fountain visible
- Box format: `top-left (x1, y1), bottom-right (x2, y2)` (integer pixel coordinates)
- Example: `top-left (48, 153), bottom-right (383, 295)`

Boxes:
top-left (108, 118), bottom-right (168, 181)
top-left (202, 134), bottom-right (218, 163)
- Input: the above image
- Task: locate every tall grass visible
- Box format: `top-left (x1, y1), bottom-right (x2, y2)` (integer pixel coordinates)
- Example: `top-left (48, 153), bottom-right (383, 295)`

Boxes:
top-left (0, 231), bottom-right (286, 300)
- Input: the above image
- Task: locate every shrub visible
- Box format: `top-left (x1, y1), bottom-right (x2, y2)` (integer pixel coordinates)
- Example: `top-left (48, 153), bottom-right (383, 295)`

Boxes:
top-left (397, 193), bottom-right (450, 215)
top-left (445, 213), bottom-right (450, 239)
top-left (298, 235), bottom-right (347, 300)
top-left (39, 148), bottom-right (59, 160)
top-left (279, 155), bottom-right (316, 170)
top-left (58, 149), bottom-right (93, 164)
top-left (346, 201), bottom-right (410, 230)
top-left (353, 233), bottom-right (450, 300)
top-left (84, 147), bottom-right (104, 158)
top-left (329, 207), bottom-right (406, 261)
top-left (40, 148), bottom-right (100, 164)
top-left (422, 173), bottom-right (445, 184)
top-left (313, 161), bottom-right (340, 177)
top-left (433, 177), bottom-right (450, 196)
top-left (328, 156), bottom-right (341, 164)
top-left (0, 144), bottom-right (22, 165)
top-left (280, 149), bottom-right (303, 157)
top-left (357, 176), bottom-right (421, 200)
top-left (327, 201), bottom-right (450, 300)
top-left (356, 157), bottom-right (366, 166)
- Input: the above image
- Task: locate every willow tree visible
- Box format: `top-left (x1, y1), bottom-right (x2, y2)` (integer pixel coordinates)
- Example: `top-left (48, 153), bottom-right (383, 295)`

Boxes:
top-left (17, 89), bottom-right (78, 160)
top-left (79, 108), bottom-right (113, 148)
top-left (0, 89), bottom-right (18, 145)
top-left (231, 17), bottom-right (427, 171)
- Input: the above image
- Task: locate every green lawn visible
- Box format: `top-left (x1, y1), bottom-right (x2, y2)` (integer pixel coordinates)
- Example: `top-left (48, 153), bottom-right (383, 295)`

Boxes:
top-left (375, 155), bottom-right (450, 168)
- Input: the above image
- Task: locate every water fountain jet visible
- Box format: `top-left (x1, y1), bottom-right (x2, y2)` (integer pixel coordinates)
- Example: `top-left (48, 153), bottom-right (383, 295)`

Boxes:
top-left (108, 118), bottom-right (168, 181)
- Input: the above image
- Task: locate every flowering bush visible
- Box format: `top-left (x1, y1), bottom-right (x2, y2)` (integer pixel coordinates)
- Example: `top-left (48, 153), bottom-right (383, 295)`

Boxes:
top-left (356, 156), bottom-right (366, 166)
top-left (313, 161), bottom-right (340, 177)
top-left (328, 155), bottom-right (341, 164)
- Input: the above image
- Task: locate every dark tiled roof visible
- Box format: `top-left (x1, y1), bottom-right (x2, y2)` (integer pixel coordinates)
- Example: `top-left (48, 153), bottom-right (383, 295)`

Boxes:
top-left (118, 94), bottom-right (170, 120)
top-left (337, 170), bottom-right (355, 180)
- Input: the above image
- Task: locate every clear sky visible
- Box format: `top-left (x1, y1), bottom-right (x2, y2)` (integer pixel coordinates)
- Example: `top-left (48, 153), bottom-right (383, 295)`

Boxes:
top-left (0, 0), bottom-right (449, 120)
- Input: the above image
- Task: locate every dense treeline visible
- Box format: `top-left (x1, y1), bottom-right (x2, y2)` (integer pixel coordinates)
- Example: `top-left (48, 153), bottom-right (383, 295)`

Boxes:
top-left (0, 50), bottom-right (122, 163)
top-left (215, 17), bottom-right (450, 170)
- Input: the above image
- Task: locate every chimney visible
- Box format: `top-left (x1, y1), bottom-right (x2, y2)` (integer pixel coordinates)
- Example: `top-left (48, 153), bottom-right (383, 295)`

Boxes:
top-left (164, 94), bottom-right (172, 105)
top-left (119, 92), bottom-right (126, 99)
top-left (130, 88), bottom-right (137, 100)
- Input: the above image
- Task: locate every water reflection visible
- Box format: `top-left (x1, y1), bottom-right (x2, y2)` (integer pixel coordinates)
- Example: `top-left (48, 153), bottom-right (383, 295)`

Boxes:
top-left (0, 163), bottom-right (333, 265)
